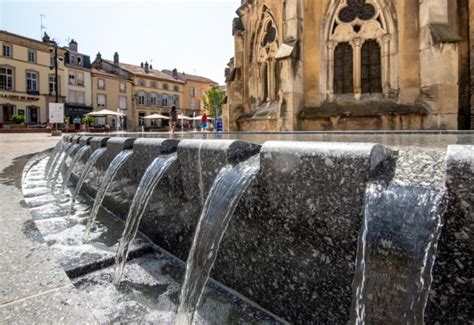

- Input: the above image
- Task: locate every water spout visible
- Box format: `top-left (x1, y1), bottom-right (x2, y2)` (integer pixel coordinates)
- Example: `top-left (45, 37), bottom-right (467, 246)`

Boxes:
top-left (48, 143), bottom-right (78, 188)
top-left (68, 147), bottom-right (107, 216)
top-left (60, 145), bottom-right (91, 194)
top-left (176, 155), bottom-right (260, 325)
top-left (45, 140), bottom-right (64, 177)
top-left (351, 183), bottom-right (446, 324)
top-left (113, 154), bottom-right (177, 284)
top-left (84, 150), bottom-right (133, 240)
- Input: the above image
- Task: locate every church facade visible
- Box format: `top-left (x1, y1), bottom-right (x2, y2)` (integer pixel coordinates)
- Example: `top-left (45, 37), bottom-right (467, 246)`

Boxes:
top-left (224, 0), bottom-right (474, 131)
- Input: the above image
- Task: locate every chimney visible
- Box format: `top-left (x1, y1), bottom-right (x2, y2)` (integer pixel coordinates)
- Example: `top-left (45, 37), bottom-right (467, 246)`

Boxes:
top-left (96, 52), bottom-right (102, 61)
top-left (144, 61), bottom-right (149, 73)
top-left (69, 39), bottom-right (78, 52)
top-left (150, 64), bottom-right (153, 70)
top-left (172, 68), bottom-right (178, 79)
top-left (113, 52), bottom-right (119, 64)
top-left (140, 62), bottom-right (144, 68)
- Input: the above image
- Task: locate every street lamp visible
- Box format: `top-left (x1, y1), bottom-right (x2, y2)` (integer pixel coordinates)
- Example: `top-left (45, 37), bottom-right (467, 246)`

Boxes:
top-left (49, 44), bottom-right (63, 134)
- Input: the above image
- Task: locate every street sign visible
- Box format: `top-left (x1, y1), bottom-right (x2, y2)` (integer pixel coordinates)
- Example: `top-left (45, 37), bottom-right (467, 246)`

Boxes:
top-left (216, 118), bottom-right (223, 132)
top-left (49, 103), bottom-right (64, 123)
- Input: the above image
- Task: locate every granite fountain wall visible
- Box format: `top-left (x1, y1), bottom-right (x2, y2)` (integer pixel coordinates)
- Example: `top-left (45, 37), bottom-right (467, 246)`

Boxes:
top-left (61, 135), bottom-right (474, 323)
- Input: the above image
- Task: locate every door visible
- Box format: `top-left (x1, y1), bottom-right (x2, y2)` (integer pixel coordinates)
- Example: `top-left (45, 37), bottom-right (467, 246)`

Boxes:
top-left (2, 105), bottom-right (14, 123)
top-left (28, 107), bottom-right (38, 124)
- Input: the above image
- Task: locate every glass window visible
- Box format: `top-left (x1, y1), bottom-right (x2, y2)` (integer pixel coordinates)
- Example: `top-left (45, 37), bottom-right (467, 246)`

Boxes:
top-left (151, 81), bottom-right (158, 88)
top-left (77, 91), bottom-right (85, 105)
top-left (68, 90), bottom-right (76, 103)
top-left (190, 98), bottom-right (196, 110)
top-left (69, 72), bottom-right (76, 85)
top-left (190, 87), bottom-right (196, 97)
top-left (162, 94), bottom-right (169, 107)
top-left (138, 79), bottom-right (146, 87)
top-left (119, 96), bottom-right (127, 109)
top-left (76, 72), bottom-right (84, 86)
top-left (139, 112), bottom-right (146, 126)
top-left (77, 57), bottom-right (82, 66)
top-left (48, 75), bottom-right (57, 95)
top-left (0, 67), bottom-right (14, 90)
top-left (173, 95), bottom-right (179, 107)
top-left (97, 94), bottom-right (106, 107)
top-left (173, 85), bottom-right (179, 92)
top-left (98, 79), bottom-right (105, 89)
top-left (361, 40), bottom-right (382, 94)
top-left (120, 82), bottom-right (126, 93)
top-left (163, 83), bottom-right (169, 90)
top-left (137, 92), bottom-right (146, 105)
top-left (3, 44), bottom-right (12, 58)
top-left (150, 93), bottom-right (158, 106)
top-left (28, 50), bottom-right (36, 63)
top-left (334, 42), bottom-right (353, 94)
top-left (26, 71), bottom-right (38, 92)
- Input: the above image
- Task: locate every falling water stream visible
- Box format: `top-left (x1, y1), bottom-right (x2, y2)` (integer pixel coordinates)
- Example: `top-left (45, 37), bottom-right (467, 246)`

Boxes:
top-left (113, 154), bottom-right (177, 284)
top-left (45, 140), bottom-right (64, 177)
top-left (351, 183), bottom-right (447, 325)
top-left (46, 141), bottom-right (71, 184)
top-left (60, 145), bottom-right (91, 194)
top-left (68, 147), bottom-right (107, 215)
top-left (175, 155), bottom-right (260, 325)
top-left (84, 150), bottom-right (133, 240)
top-left (49, 143), bottom-right (79, 189)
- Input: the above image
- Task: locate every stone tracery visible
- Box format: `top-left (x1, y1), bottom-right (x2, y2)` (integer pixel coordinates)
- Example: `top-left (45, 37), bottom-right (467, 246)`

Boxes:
top-left (323, 0), bottom-right (397, 100)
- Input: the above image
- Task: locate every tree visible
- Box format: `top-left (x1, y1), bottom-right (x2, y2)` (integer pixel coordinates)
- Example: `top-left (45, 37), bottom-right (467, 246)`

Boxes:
top-left (202, 86), bottom-right (225, 118)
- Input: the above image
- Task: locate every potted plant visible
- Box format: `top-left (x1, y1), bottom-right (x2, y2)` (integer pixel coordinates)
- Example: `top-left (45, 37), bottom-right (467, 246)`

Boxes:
top-left (81, 115), bottom-right (95, 132)
top-left (11, 114), bottom-right (26, 129)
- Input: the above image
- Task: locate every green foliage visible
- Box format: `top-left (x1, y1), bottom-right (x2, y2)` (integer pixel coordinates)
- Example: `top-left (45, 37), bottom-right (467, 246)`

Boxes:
top-left (81, 115), bottom-right (95, 125)
top-left (202, 86), bottom-right (225, 118)
top-left (11, 114), bottom-right (25, 124)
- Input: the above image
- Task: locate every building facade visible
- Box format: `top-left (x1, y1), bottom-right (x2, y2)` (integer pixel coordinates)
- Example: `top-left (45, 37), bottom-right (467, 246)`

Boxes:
top-left (163, 69), bottom-right (218, 116)
top-left (119, 62), bottom-right (184, 129)
top-left (224, 0), bottom-right (473, 131)
top-left (91, 53), bottom-right (134, 129)
top-left (0, 31), bottom-right (66, 126)
top-left (64, 39), bottom-right (93, 122)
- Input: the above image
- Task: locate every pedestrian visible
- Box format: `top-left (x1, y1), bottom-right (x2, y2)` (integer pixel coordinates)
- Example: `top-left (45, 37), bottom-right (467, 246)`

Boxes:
top-left (73, 117), bottom-right (81, 132)
top-left (201, 113), bottom-right (208, 132)
top-left (170, 106), bottom-right (178, 133)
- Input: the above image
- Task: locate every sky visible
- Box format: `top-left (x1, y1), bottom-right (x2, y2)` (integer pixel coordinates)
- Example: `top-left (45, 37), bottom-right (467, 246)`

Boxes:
top-left (0, 0), bottom-right (240, 84)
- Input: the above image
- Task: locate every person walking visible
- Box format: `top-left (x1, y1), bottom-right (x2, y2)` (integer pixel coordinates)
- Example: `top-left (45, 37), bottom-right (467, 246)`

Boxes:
top-left (201, 113), bottom-right (208, 132)
top-left (170, 106), bottom-right (178, 133)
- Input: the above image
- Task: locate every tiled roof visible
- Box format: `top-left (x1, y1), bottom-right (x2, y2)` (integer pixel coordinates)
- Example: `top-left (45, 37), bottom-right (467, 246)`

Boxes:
top-left (91, 68), bottom-right (131, 80)
top-left (162, 69), bottom-right (217, 84)
top-left (105, 61), bottom-right (184, 83)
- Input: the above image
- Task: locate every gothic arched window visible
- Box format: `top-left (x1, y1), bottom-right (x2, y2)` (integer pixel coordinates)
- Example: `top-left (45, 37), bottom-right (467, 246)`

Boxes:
top-left (324, 0), bottom-right (396, 100)
top-left (256, 12), bottom-right (279, 103)
top-left (361, 40), bottom-right (382, 94)
top-left (334, 42), bottom-right (353, 94)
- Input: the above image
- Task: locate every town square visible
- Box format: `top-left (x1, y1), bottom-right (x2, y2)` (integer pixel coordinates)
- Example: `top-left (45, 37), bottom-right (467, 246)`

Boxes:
top-left (0, 0), bottom-right (473, 324)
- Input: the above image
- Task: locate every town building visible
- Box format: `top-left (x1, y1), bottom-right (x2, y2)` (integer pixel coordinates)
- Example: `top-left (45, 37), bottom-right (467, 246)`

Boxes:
top-left (64, 39), bottom-right (93, 123)
top-left (224, 0), bottom-right (474, 131)
top-left (118, 62), bottom-right (184, 129)
top-left (0, 30), bottom-right (66, 127)
top-left (91, 52), bottom-right (134, 130)
top-left (162, 69), bottom-right (218, 117)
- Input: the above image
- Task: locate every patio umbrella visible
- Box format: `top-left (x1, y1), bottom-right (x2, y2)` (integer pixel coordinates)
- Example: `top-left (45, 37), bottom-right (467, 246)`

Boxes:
top-left (177, 114), bottom-right (192, 120)
top-left (143, 113), bottom-right (170, 119)
top-left (86, 109), bottom-right (125, 117)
